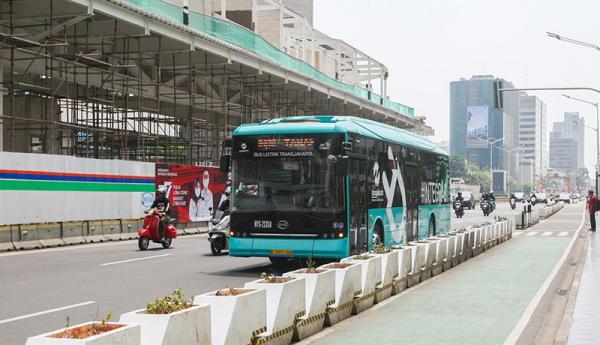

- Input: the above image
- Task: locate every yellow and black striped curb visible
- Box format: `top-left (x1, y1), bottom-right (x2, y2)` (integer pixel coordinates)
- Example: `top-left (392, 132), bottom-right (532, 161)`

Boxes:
top-left (296, 312), bottom-right (326, 328)
top-left (353, 290), bottom-right (363, 297)
top-left (249, 326), bottom-right (268, 345)
top-left (353, 290), bottom-right (376, 304)
top-left (377, 281), bottom-right (394, 291)
top-left (326, 299), bottom-right (335, 307)
top-left (326, 300), bottom-right (354, 313)
top-left (294, 310), bottom-right (306, 319)
top-left (255, 325), bottom-right (295, 344)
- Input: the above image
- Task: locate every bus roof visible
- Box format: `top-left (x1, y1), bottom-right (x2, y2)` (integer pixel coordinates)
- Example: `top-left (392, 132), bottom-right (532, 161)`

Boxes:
top-left (233, 116), bottom-right (447, 156)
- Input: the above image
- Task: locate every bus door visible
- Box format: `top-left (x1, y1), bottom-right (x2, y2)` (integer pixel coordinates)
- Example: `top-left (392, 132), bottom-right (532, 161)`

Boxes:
top-left (349, 158), bottom-right (368, 253)
top-left (405, 163), bottom-right (420, 242)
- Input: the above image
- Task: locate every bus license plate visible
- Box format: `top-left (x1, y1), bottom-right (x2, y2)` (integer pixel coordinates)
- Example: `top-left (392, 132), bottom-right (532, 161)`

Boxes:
top-left (270, 249), bottom-right (293, 256)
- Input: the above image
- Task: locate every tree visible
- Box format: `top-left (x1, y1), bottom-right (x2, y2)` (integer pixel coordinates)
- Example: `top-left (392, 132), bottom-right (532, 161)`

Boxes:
top-left (449, 154), bottom-right (490, 188)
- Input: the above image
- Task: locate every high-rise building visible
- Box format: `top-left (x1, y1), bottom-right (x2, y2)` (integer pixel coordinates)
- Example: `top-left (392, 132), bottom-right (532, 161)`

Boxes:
top-left (549, 112), bottom-right (585, 172)
top-left (518, 95), bottom-right (548, 183)
top-left (283, 0), bottom-right (314, 25)
top-left (563, 112), bottom-right (585, 169)
top-left (449, 75), bottom-right (519, 193)
top-left (549, 137), bottom-right (578, 173)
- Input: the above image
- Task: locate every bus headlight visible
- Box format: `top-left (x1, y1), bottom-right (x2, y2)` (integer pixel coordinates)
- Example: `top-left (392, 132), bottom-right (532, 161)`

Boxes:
top-left (337, 232), bottom-right (345, 238)
top-left (229, 231), bottom-right (236, 237)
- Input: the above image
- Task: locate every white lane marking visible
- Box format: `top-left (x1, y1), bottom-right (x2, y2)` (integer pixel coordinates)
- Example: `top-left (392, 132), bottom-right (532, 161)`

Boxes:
top-left (525, 232), bottom-right (538, 237)
top-left (513, 232), bottom-right (523, 237)
top-left (558, 232), bottom-right (569, 237)
top-left (100, 253), bottom-right (172, 266)
top-left (0, 301), bottom-right (95, 325)
top-left (0, 234), bottom-right (206, 258)
top-left (542, 232), bottom-right (552, 237)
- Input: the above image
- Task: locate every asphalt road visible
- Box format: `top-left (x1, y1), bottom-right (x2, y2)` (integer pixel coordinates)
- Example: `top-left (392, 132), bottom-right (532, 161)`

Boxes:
top-left (0, 200), bottom-right (541, 345)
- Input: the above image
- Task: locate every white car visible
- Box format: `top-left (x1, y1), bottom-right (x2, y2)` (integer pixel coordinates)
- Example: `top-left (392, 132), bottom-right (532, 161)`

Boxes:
top-left (558, 193), bottom-right (571, 204)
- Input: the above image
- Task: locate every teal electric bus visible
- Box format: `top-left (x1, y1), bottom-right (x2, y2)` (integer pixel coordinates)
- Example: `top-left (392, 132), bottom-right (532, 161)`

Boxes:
top-left (227, 116), bottom-right (450, 262)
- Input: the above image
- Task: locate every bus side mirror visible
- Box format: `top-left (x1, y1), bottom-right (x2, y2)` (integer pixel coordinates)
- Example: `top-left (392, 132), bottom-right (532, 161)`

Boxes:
top-left (338, 156), bottom-right (349, 176)
top-left (219, 155), bottom-right (231, 173)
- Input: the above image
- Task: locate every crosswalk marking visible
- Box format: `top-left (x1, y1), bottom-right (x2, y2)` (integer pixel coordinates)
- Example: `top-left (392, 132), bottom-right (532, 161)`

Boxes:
top-left (558, 232), bottom-right (569, 237)
top-left (525, 231), bottom-right (538, 237)
top-left (542, 231), bottom-right (552, 237)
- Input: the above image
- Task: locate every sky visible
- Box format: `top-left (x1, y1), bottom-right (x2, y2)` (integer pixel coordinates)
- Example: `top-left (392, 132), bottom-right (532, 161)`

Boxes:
top-left (314, 0), bottom-right (600, 174)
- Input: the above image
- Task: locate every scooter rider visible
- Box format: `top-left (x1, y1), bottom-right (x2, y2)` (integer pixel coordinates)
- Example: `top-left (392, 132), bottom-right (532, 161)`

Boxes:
top-left (218, 187), bottom-right (231, 214)
top-left (150, 187), bottom-right (170, 240)
top-left (455, 192), bottom-right (464, 204)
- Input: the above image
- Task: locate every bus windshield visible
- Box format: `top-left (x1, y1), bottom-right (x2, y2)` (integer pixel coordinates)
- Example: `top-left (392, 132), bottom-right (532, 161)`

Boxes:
top-left (232, 134), bottom-right (345, 213)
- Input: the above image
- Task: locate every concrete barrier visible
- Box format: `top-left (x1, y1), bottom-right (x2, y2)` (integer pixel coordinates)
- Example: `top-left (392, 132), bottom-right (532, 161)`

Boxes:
top-left (86, 221), bottom-right (105, 243)
top-left (371, 250), bottom-right (398, 303)
top-left (62, 221), bottom-right (87, 245)
top-left (13, 224), bottom-right (43, 250)
top-left (431, 238), bottom-right (446, 276)
top-left (245, 276), bottom-right (305, 345)
top-left (393, 246), bottom-right (412, 294)
top-left (101, 220), bottom-right (123, 241)
top-left (341, 255), bottom-right (381, 314)
top-left (0, 225), bottom-right (15, 252)
top-left (283, 268), bottom-right (335, 341)
top-left (446, 234), bottom-right (458, 269)
top-left (407, 243), bottom-right (424, 287)
top-left (194, 288), bottom-right (267, 345)
top-left (120, 220), bottom-right (140, 240)
top-left (320, 262), bottom-right (361, 326)
top-left (37, 223), bottom-right (66, 248)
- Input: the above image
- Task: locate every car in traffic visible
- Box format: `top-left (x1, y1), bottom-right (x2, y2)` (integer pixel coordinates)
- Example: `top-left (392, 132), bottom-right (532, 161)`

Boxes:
top-left (558, 193), bottom-right (572, 204)
top-left (513, 192), bottom-right (524, 202)
top-left (461, 192), bottom-right (476, 209)
top-left (535, 192), bottom-right (548, 204)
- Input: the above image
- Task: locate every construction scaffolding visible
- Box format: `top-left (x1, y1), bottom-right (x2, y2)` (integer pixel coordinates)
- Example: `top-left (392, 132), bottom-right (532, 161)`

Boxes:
top-left (0, 0), bottom-right (431, 165)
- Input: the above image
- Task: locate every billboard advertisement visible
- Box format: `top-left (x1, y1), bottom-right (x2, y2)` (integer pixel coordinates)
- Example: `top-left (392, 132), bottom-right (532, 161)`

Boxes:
top-left (467, 105), bottom-right (489, 148)
top-left (155, 164), bottom-right (227, 223)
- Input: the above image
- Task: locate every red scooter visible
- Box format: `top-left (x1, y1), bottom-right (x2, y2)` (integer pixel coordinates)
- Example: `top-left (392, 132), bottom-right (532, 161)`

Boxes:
top-left (138, 208), bottom-right (177, 250)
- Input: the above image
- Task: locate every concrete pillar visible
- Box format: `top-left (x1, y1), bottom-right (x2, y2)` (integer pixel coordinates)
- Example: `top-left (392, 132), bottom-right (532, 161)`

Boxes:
top-left (221, 0), bottom-right (226, 19)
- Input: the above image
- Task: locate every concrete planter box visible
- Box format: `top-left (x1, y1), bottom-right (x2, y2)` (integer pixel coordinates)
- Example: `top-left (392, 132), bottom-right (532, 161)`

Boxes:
top-left (464, 230), bottom-right (474, 259)
top-left (283, 268), bottom-right (335, 341)
top-left (453, 233), bottom-right (465, 265)
top-left (319, 262), bottom-right (361, 326)
top-left (25, 322), bottom-right (140, 345)
top-left (482, 226), bottom-right (490, 251)
top-left (414, 240), bottom-right (436, 282)
top-left (341, 255), bottom-right (381, 314)
top-left (434, 237), bottom-right (450, 274)
top-left (444, 235), bottom-right (455, 271)
top-left (393, 246), bottom-right (412, 294)
top-left (194, 288), bottom-right (266, 345)
top-left (407, 243), bottom-right (426, 287)
top-left (244, 277), bottom-right (305, 345)
top-left (119, 305), bottom-right (210, 345)
top-left (370, 250), bottom-right (399, 302)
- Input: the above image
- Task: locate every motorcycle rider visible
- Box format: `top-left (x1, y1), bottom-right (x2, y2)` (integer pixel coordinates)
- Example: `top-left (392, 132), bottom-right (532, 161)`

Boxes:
top-left (150, 187), bottom-right (170, 240)
top-left (218, 187), bottom-right (231, 215)
top-left (482, 191), bottom-right (496, 211)
top-left (509, 193), bottom-right (517, 208)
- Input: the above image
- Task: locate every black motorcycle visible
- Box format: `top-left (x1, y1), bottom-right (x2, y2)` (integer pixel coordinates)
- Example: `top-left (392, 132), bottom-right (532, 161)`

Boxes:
top-left (481, 200), bottom-right (492, 216)
top-left (454, 200), bottom-right (464, 218)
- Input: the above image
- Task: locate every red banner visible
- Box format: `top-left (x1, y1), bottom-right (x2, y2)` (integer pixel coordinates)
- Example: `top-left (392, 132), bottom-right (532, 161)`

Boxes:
top-left (155, 164), bottom-right (227, 223)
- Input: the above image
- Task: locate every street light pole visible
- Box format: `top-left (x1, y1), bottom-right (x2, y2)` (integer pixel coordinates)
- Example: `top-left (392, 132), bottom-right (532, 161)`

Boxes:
top-left (562, 94), bottom-right (600, 193)
top-left (488, 137), bottom-right (504, 193)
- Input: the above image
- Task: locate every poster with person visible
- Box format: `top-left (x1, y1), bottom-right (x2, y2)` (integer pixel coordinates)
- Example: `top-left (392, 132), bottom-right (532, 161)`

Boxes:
top-left (155, 164), bottom-right (227, 223)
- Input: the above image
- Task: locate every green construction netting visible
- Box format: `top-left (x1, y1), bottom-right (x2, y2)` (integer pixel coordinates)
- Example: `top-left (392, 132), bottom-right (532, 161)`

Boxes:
top-left (119, 0), bottom-right (414, 118)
